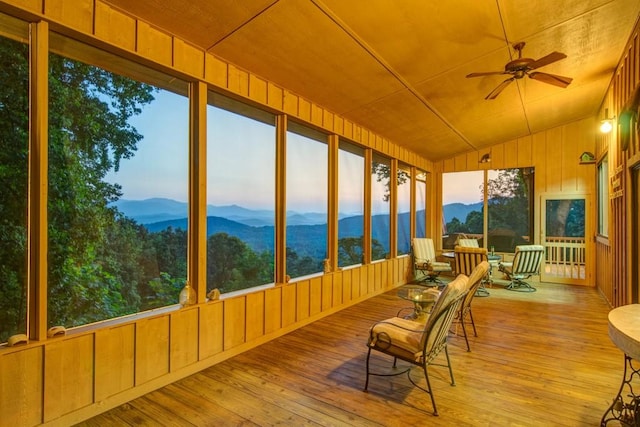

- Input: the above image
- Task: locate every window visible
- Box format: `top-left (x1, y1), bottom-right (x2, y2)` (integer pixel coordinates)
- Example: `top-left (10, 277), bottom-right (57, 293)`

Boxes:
top-left (598, 155), bottom-right (609, 236)
top-left (442, 171), bottom-right (483, 249)
top-left (487, 168), bottom-right (534, 252)
top-left (0, 15), bottom-right (29, 343)
top-left (207, 94), bottom-right (276, 293)
top-left (338, 141), bottom-right (364, 268)
top-left (397, 164), bottom-right (411, 255)
top-left (286, 123), bottom-right (328, 278)
top-left (415, 170), bottom-right (427, 238)
top-left (371, 154), bottom-right (391, 260)
top-left (48, 34), bottom-right (189, 329)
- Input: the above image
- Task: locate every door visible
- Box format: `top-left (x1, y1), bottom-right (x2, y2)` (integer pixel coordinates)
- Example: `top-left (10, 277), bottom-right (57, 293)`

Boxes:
top-left (540, 194), bottom-right (592, 285)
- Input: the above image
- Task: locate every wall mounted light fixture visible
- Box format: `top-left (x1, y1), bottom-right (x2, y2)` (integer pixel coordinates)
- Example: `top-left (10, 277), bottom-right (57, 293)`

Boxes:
top-left (479, 153), bottom-right (491, 163)
top-left (600, 108), bottom-right (615, 134)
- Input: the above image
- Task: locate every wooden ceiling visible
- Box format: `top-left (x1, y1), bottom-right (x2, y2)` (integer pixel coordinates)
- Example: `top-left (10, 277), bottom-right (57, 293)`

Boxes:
top-left (103, 0), bottom-right (640, 161)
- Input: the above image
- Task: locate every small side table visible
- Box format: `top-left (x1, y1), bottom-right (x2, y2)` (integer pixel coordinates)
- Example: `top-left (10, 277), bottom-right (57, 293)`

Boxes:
top-left (397, 285), bottom-right (440, 321)
top-left (601, 304), bottom-right (640, 426)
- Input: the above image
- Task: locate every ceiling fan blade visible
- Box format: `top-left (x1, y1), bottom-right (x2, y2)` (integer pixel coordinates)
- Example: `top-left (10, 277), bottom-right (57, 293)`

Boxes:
top-left (527, 51), bottom-right (567, 70)
top-left (466, 71), bottom-right (506, 78)
top-left (485, 77), bottom-right (515, 100)
top-left (529, 71), bottom-right (573, 88)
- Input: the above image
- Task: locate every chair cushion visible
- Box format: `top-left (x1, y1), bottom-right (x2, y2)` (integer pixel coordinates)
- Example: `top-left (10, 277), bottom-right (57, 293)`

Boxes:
top-left (369, 317), bottom-right (424, 360)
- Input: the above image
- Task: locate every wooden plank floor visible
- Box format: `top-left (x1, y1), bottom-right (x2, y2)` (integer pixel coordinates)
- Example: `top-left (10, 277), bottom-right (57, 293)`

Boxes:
top-left (77, 278), bottom-right (623, 426)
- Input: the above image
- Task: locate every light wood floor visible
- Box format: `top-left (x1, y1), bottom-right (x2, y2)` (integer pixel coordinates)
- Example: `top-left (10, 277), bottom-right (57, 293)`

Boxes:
top-left (77, 278), bottom-right (623, 426)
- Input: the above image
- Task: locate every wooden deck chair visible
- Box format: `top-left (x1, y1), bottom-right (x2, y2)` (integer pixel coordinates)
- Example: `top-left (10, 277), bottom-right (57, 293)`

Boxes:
top-left (498, 245), bottom-right (544, 292)
top-left (454, 245), bottom-right (490, 296)
top-left (412, 238), bottom-right (452, 285)
top-left (453, 261), bottom-right (490, 351)
top-left (365, 274), bottom-right (469, 416)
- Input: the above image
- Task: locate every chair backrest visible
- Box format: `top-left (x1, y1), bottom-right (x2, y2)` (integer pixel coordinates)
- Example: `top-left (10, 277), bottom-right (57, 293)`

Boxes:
top-left (458, 238), bottom-right (479, 248)
top-left (454, 245), bottom-right (488, 276)
top-left (422, 274), bottom-right (469, 353)
top-left (412, 238), bottom-right (437, 264)
top-left (460, 261), bottom-right (490, 311)
top-left (512, 245), bottom-right (545, 276)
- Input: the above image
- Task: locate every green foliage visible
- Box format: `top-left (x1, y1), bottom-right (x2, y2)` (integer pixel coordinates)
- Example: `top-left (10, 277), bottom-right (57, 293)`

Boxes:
top-left (337, 236), bottom-right (386, 266)
top-left (207, 233), bottom-right (274, 293)
top-left (0, 37), bottom-right (29, 341)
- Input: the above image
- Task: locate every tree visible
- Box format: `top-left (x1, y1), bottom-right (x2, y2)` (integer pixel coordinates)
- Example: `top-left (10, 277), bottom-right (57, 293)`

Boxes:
top-left (0, 36), bottom-right (29, 341)
top-left (337, 236), bottom-right (386, 266)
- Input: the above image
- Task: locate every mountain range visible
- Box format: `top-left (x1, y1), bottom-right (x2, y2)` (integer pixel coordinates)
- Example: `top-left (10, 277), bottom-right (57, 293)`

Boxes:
top-left (112, 198), bottom-right (481, 257)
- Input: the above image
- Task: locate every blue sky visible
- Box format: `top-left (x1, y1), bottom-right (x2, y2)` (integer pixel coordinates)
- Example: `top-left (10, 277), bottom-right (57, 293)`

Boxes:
top-left (105, 89), bottom-right (387, 213)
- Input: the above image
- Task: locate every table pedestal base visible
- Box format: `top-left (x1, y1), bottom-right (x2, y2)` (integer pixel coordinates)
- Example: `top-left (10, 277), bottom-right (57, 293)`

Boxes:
top-left (601, 354), bottom-right (640, 426)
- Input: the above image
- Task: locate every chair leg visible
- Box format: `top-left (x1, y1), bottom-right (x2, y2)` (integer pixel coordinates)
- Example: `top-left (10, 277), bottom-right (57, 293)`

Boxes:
top-left (421, 364), bottom-right (439, 416)
top-left (444, 345), bottom-right (455, 386)
top-left (460, 316), bottom-right (470, 352)
top-left (364, 348), bottom-right (372, 391)
top-left (468, 309), bottom-right (478, 337)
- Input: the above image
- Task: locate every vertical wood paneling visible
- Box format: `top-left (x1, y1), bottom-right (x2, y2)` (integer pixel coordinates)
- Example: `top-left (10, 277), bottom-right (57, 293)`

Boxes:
top-left (517, 135), bottom-right (533, 166)
top-left (283, 90), bottom-right (298, 116)
top-left (199, 302), bottom-right (223, 359)
top-left (245, 292), bottom-right (265, 342)
top-left (309, 277), bottom-right (322, 316)
top-left (321, 275), bottom-right (332, 311)
top-left (135, 316), bottom-right (170, 385)
top-left (332, 272), bottom-right (343, 307)
top-left (267, 82), bottom-right (284, 111)
top-left (137, 21), bottom-right (172, 66)
top-left (296, 280), bottom-right (310, 321)
top-left (0, 347), bottom-right (43, 426)
top-left (298, 98), bottom-right (311, 122)
top-left (94, 1), bottom-right (136, 52)
top-left (264, 287), bottom-right (282, 334)
top-left (44, 0), bottom-right (93, 34)
top-left (173, 38), bottom-right (204, 78)
top-left (489, 143), bottom-right (503, 169)
top-left (95, 324), bottom-right (135, 401)
top-left (2, 0), bottom-right (41, 13)
top-left (249, 74), bottom-right (268, 105)
top-left (204, 53), bottom-right (228, 88)
top-left (227, 64), bottom-right (249, 97)
top-left (342, 269), bottom-right (352, 303)
top-left (170, 308), bottom-right (199, 371)
top-left (532, 132), bottom-right (547, 190)
top-left (503, 138), bottom-right (518, 166)
top-left (281, 283), bottom-right (297, 327)
top-left (44, 336), bottom-right (94, 421)
top-left (223, 297), bottom-right (246, 350)
top-left (546, 127), bottom-right (564, 192)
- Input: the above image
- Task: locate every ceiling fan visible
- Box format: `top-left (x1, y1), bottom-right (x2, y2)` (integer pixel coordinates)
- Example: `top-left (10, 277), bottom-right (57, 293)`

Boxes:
top-left (466, 42), bottom-right (573, 100)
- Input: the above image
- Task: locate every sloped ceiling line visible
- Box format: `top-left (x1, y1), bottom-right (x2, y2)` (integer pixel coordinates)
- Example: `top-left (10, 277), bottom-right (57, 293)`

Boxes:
top-left (311, 0), bottom-right (477, 151)
top-left (206, 0), bottom-right (280, 50)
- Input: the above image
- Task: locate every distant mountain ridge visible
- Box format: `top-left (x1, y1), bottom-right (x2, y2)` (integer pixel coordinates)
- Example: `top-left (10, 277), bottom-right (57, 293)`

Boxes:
top-left (113, 198), bottom-right (331, 226)
top-left (443, 202), bottom-right (483, 223)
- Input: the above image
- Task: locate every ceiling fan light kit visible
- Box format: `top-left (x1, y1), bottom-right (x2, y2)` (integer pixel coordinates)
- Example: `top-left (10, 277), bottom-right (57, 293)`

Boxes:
top-left (466, 42), bottom-right (573, 100)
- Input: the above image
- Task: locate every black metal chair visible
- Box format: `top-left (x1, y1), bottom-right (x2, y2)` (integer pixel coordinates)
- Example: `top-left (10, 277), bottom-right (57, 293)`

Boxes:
top-left (498, 244), bottom-right (545, 292)
top-left (364, 274), bottom-right (469, 416)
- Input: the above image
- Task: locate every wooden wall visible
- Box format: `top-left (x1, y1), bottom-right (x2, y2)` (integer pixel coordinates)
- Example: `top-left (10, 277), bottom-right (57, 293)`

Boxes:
top-left (0, 1), bottom-right (421, 425)
top-left (596, 19), bottom-right (640, 307)
top-left (434, 118), bottom-right (597, 283)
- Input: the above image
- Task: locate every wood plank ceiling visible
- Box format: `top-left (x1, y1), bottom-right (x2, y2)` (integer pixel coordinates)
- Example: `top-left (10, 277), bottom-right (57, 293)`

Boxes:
top-left (103, 0), bottom-right (640, 161)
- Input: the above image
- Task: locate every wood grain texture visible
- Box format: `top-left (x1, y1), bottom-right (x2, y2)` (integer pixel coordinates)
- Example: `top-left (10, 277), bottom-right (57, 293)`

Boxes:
top-left (78, 278), bottom-right (622, 426)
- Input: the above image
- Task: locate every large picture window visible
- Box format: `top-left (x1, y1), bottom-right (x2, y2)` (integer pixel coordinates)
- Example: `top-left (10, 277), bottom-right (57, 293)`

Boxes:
top-left (338, 141), bottom-right (365, 268)
top-left (442, 171), bottom-right (483, 249)
top-left (598, 155), bottom-right (609, 237)
top-left (0, 16), bottom-right (29, 343)
top-left (397, 164), bottom-right (411, 255)
top-left (286, 123), bottom-right (328, 278)
top-left (371, 155), bottom-right (391, 260)
top-left (48, 34), bottom-right (189, 329)
top-left (416, 170), bottom-right (427, 238)
top-left (207, 95), bottom-right (275, 293)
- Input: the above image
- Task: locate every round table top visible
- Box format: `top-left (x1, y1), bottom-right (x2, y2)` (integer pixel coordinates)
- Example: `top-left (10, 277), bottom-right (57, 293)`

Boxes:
top-left (397, 285), bottom-right (440, 304)
top-left (608, 304), bottom-right (640, 360)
